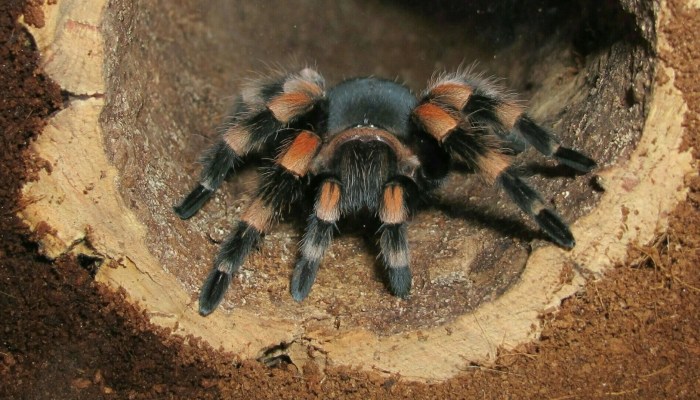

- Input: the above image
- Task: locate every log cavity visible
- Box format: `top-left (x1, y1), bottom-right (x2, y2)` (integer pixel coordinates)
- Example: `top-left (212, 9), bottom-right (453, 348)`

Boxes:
top-left (100, 0), bottom-right (654, 334)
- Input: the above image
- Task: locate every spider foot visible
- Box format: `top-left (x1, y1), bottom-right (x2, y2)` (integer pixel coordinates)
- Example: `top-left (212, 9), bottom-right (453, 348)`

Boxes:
top-left (387, 266), bottom-right (412, 298)
top-left (534, 209), bottom-right (575, 249)
top-left (499, 171), bottom-right (575, 249)
top-left (199, 269), bottom-right (232, 316)
top-left (553, 146), bottom-right (597, 173)
top-left (290, 258), bottom-right (320, 302)
top-left (291, 215), bottom-right (336, 302)
top-left (174, 184), bottom-right (213, 219)
top-left (514, 115), bottom-right (596, 173)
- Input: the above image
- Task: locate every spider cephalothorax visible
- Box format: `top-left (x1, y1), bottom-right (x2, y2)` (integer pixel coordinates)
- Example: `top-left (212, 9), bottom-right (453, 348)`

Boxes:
top-left (175, 67), bottom-right (596, 316)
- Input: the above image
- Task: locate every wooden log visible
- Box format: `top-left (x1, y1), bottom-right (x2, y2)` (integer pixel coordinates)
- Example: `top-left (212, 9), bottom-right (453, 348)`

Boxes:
top-left (18, 0), bottom-right (693, 381)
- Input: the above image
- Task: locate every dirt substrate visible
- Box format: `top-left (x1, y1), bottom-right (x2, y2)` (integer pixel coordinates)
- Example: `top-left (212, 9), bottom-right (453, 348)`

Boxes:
top-left (1, 1), bottom-right (699, 399)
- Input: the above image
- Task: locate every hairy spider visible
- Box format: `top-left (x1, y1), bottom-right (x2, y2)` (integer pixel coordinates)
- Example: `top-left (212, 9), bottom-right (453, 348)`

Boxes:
top-left (175, 67), bottom-right (596, 316)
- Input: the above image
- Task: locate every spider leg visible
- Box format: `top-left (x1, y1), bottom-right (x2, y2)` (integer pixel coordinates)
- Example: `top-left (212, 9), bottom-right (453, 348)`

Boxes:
top-left (378, 178), bottom-right (417, 297)
top-left (175, 68), bottom-right (326, 219)
top-left (512, 115), bottom-right (596, 172)
top-left (290, 179), bottom-right (341, 301)
top-left (498, 170), bottom-right (575, 248)
top-left (419, 73), bottom-right (596, 172)
top-left (174, 139), bottom-right (242, 219)
top-left (199, 219), bottom-right (262, 316)
top-left (199, 130), bottom-right (322, 315)
top-left (413, 93), bottom-right (576, 249)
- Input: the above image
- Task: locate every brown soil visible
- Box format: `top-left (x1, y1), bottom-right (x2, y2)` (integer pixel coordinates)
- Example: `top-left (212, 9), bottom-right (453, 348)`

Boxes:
top-left (1, 1), bottom-right (698, 399)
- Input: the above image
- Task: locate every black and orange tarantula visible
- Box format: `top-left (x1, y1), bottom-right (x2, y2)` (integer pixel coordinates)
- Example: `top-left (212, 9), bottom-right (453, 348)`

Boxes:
top-left (175, 67), bottom-right (595, 316)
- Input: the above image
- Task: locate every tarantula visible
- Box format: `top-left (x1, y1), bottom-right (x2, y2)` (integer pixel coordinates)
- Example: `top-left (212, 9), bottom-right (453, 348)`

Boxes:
top-left (175, 67), bottom-right (595, 316)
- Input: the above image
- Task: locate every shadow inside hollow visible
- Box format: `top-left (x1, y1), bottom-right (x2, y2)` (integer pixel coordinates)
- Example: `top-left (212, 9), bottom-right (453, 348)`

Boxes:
top-left (432, 198), bottom-right (549, 245)
top-left (318, 197), bottom-right (550, 288)
top-left (337, 217), bottom-right (389, 285)
top-left (515, 162), bottom-right (587, 179)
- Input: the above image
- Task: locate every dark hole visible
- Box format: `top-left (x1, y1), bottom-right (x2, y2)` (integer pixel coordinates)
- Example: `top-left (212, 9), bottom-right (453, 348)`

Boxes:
top-left (77, 253), bottom-right (104, 278)
top-left (393, 0), bottom-right (644, 56)
top-left (260, 354), bottom-right (294, 369)
top-left (257, 342), bottom-right (294, 369)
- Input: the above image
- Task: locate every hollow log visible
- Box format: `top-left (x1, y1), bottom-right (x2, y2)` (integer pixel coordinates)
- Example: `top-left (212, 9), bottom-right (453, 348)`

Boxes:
top-left (19, 0), bottom-right (693, 381)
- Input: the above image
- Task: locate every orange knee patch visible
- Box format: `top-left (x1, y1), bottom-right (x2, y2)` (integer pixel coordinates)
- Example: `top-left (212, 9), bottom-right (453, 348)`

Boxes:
top-left (478, 151), bottom-right (512, 183)
top-left (223, 126), bottom-right (251, 155)
top-left (267, 92), bottom-right (315, 123)
top-left (283, 77), bottom-right (324, 98)
top-left (278, 131), bottom-right (321, 176)
top-left (242, 198), bottom-right (273, 232)
top-left (429, 82), bottom-right (473, 110)
top-left (268, 76), bottom-right (324, 123)
top-left (380, 185), bottom-right (407, 225)
top-left (496, 102), bottom-right (524, 130)
top-left (413, 103), bottom-right (459, 142)
top-left (316, 181), bottom-right (341, 222)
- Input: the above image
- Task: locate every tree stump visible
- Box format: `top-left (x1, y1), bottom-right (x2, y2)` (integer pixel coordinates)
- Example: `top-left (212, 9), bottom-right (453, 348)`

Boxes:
top-left (19, 0), bottom-right (693, 380)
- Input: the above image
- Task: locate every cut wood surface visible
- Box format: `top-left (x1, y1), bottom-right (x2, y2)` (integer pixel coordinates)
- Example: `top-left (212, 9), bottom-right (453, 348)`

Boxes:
top-left (19, 0), bottom-right (694, 381)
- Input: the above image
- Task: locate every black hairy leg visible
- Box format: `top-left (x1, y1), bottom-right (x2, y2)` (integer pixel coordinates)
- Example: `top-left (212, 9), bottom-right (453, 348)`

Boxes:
top-left (513, 115), bottom-right (596, 172)
top-left (379, 224), bottom-right (412, 297)
top-left (290, 179), bottom-right (341, 301)
top-left (419, 69), bottom-right (595, 171)
top-left (199, 220), bottom-right (262, 315)
top-left (377, 179), bottom-right (418, 297)
top-left (175, 68), bottom-right (326, 220)
top-left (199, 129), bottom-right (322, 315)
top-left (498, 170), bottom-right (575, 248)
top-left (174, 140), bottom-right (242, 219)
top-left (413, 70), bottom-right (586, 248)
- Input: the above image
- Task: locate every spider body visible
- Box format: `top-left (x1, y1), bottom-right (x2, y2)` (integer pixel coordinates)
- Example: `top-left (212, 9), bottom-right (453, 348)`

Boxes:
top-left (326, 77), bottom-right (417, 135)
top-left (175, 68), bottom-right (596, 316)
